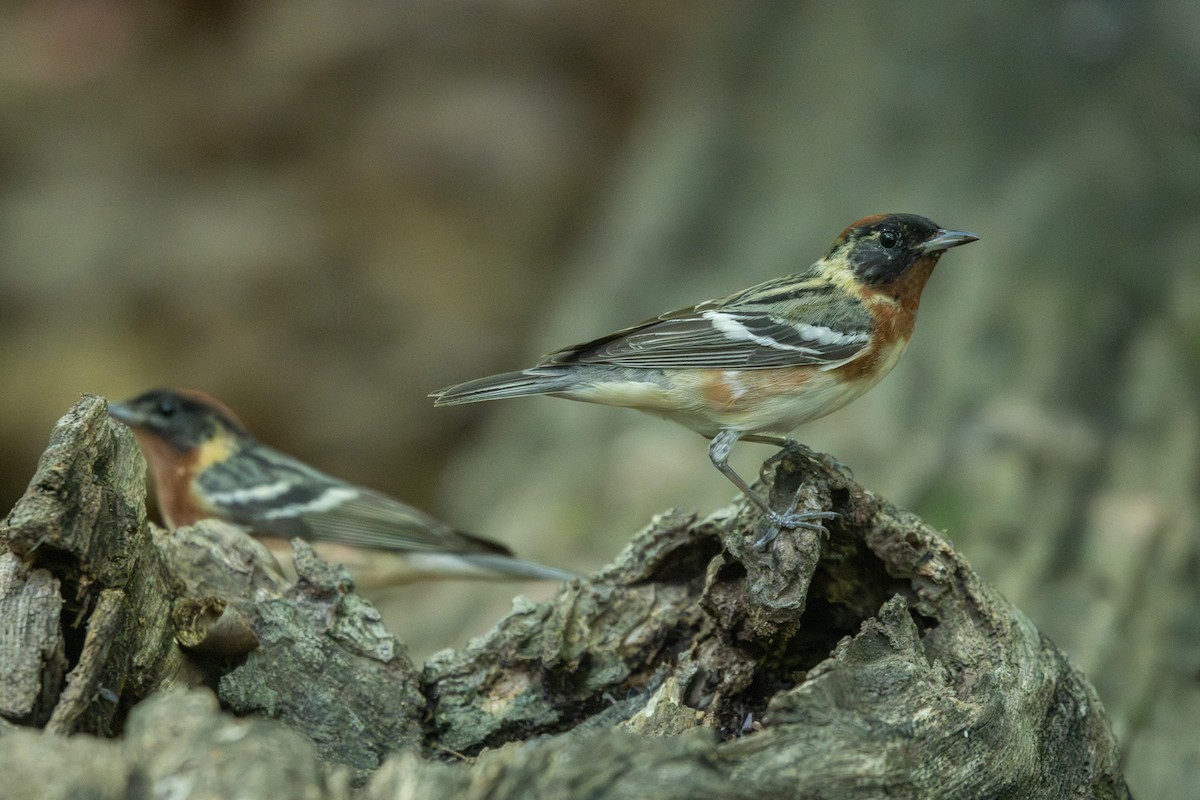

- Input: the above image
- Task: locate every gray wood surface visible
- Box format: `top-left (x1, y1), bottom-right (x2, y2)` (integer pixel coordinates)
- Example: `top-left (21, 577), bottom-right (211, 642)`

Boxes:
top-left (0, 397), bottom-right (1129, 798)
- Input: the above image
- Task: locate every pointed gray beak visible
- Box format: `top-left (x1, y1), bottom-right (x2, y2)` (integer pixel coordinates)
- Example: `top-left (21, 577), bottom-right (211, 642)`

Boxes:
top-left (107, 401), bottom-right (143, 427)
top-left (919, 228), bottom-right (978, 254)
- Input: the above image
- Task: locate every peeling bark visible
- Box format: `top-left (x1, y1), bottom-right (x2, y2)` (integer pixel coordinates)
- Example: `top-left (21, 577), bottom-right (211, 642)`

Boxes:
top-left (0, 554), bottom-right (66, 725)
top-left (0, 397), bottom-right (1131, 798)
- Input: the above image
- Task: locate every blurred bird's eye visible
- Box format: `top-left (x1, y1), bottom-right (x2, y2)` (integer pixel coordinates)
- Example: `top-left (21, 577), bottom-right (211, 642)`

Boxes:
top-left (156, 398), bottom-right (177, 417)
top-left (879, 229), bottom-right (900, 249)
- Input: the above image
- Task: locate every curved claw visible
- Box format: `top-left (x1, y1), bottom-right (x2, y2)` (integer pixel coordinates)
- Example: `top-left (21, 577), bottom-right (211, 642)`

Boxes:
top-left (776, 510), bottom-right (840, 527)
top-left (752, 476), bottom-right (840, 548)
top-left (822, 454), bottom-right (854, 479)
top-left (753, 511), bottom-right (839, 548)
top-left (758, 440), bottom-right (853, 482)
top-left (758, 438), bottom-right (801, 475)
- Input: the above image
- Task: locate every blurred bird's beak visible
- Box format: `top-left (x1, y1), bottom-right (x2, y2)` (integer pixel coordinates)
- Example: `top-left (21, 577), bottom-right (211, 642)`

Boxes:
top-left (107, 401), bottom-right (143, 427)
top-left (919, 229), bottom-right (979, 254)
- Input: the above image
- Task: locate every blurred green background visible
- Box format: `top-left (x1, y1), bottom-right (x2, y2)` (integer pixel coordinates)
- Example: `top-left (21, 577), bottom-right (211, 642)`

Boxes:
top-left (1, 2), bottom-right (1196, 794)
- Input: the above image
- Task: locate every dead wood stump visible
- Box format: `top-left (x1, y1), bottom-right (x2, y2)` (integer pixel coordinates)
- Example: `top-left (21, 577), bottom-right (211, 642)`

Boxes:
top-left (0, 397), bottom-right (1130, 799)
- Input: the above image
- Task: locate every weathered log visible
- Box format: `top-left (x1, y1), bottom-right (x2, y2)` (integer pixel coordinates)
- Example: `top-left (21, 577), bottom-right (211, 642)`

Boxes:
top-left (0, 396), bottom-right (424, 774)
top-left (0, 395), bottom-right (175, 737)
top-left (1, 690), bottom-right (353, 800)
top-left (0, 553), bottom-right (66, 726)
top-left (0, 397), bottom-right (1130, 798)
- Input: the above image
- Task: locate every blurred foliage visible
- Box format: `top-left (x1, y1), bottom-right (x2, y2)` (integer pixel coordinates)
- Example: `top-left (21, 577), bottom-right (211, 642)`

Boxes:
top-left (1, 2), bottom-right (1197, 795)
top-left (0, 0), bottom-right (704, 509)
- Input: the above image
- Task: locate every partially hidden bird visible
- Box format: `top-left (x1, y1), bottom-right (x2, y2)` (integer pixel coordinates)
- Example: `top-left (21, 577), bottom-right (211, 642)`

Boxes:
top-left (109, 388), bottom-right (578, 584)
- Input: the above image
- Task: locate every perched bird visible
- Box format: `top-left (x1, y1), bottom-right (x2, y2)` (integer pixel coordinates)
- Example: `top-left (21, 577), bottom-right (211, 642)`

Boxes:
top-left (108, 388), bottom-right (578, 584)
top-left (433, 213), bottom-right (977, 540)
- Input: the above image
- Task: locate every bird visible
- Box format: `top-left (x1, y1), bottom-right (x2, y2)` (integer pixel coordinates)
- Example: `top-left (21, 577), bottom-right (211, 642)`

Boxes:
top-left (107, 388), bottom-right (579, 585)
top-left (432, 213), bottom-right (977, 542)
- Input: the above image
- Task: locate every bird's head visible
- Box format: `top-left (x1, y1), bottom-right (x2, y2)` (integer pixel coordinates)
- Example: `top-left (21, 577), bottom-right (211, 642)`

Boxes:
top-left (108, 388), bottom-right (250, 454)
top-left (828, 213), bottom-right (978, 287)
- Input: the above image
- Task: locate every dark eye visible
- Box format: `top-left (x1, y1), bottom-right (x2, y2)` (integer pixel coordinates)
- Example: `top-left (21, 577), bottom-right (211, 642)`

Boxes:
top-left (156, 398), bottom-right (177, 417)
top-left (879, 228), bottom-right (900, 249)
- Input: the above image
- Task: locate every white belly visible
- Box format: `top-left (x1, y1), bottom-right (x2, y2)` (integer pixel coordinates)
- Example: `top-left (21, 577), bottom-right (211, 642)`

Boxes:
top-left (558, 338), bottom-right (911, 437)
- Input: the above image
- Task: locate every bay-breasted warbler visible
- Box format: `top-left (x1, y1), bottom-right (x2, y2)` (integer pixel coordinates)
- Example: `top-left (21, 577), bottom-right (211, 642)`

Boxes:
top-left (109, 388), bottom-right (578, 584)
top-left (433, 213), bottom-right (977, 542)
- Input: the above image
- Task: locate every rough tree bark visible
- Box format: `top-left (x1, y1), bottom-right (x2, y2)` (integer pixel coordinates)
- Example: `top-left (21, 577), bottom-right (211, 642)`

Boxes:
top-left (0, 397), bottom-right (1130, 799)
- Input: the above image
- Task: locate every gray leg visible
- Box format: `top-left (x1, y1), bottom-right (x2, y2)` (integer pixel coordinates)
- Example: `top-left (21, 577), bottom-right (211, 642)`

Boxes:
top-left (742, 434), bottom-right (801, 479)
top-left (744, 433), bottom-right (854, 479)
top-left (707, 430), bottom-right (839, 538)
top-left (740, 433), bottom-right (794, 448)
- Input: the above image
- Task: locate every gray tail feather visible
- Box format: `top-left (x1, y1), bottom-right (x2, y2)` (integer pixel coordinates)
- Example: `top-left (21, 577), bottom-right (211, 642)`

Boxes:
top-left (461, 553), bottom-right (582, 581)
top-left (431, 369), bottom-right (573, 406)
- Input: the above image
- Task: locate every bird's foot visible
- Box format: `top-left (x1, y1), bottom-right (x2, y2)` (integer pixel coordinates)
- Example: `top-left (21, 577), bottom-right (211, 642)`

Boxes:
top-left (758, 440), bottom-right (853, 481)
top-left (752, 482), bottom-right (840, 548)
top-left (820, 453), bottom-right (854, 479)
top-left (758, 438), bottom-right (802, 478)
